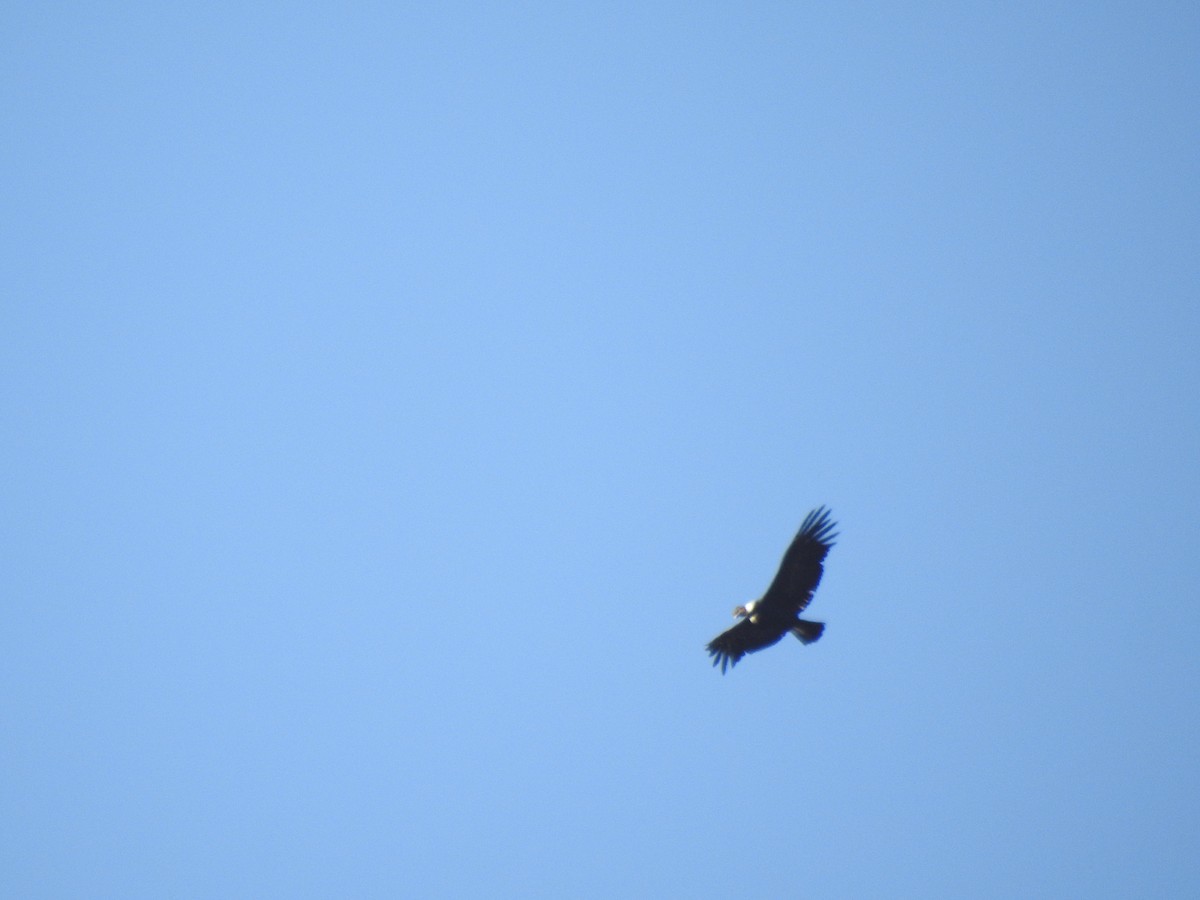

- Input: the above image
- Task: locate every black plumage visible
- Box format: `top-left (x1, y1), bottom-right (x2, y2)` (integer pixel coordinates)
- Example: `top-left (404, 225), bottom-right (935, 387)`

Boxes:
top-left (706, 506), bottom-right (838, 674)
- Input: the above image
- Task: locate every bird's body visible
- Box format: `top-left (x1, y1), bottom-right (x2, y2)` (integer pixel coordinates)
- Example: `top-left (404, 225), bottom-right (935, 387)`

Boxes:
top-left (706, 506), bottom-right (837, 674)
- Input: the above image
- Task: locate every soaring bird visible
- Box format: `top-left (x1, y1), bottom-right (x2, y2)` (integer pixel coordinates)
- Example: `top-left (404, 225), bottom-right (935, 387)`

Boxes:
top-left (706, 506), bottom-right (837, 674)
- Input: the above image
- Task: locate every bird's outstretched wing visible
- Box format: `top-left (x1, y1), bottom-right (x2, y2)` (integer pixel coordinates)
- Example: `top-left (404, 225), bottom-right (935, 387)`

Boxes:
top-left (706, 618), bottom-right (788, 674)
top-left (759, 506), bottom-right (838, 615)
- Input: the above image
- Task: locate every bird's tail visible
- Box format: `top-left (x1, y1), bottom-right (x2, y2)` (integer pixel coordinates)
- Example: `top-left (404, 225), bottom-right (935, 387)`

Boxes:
top-left (791, 619), bottom-right (825, 645)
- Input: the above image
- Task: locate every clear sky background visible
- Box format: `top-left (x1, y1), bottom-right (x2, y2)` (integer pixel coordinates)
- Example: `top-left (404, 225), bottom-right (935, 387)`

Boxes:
top-left (3, 3), bottom-right (1198, 897)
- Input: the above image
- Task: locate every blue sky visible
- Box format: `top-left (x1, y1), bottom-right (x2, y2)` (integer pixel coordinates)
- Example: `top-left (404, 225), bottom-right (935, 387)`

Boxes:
top-left (3, 3), bottom-right (1198, 897)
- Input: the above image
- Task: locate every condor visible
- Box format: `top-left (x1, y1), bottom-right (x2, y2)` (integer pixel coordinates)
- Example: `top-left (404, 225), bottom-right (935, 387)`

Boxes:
top-left (706, 506), bottom-right (837, 674)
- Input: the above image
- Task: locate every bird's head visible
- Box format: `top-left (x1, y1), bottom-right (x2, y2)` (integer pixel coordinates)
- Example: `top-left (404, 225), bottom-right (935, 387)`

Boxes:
top-left (732, 600), bottom-right (758, 618)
